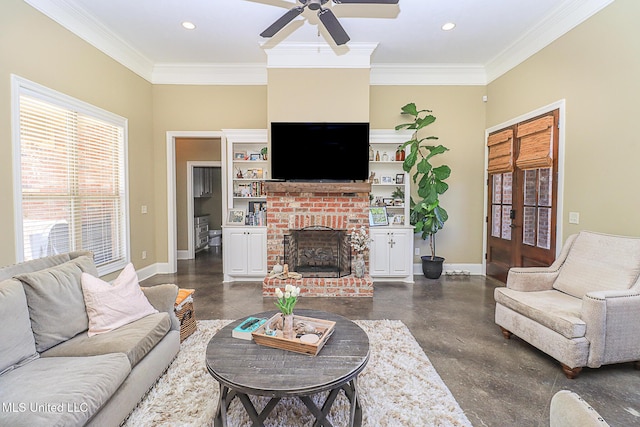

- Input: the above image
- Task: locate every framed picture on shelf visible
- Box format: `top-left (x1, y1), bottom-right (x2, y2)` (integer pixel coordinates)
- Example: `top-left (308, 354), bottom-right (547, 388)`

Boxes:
top-left (395, 174), bottom-right (405, 185)
top-left (234, 151), bottom-right (246, 160)
top-left (381, 176), bottom-right (393, 184)
top-left (249, 153), bottom-right (261, 161)
top-left (228, 209), bottom-right (246, 224)
top-left (383, 198), bottom-right (394, 207)
top-left (369, 206), bottom-right (389, 227)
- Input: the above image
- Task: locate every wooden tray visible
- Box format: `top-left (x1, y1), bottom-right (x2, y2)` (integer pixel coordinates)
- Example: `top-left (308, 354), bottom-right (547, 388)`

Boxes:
top-left (252, 313), bottom-right (336, 356)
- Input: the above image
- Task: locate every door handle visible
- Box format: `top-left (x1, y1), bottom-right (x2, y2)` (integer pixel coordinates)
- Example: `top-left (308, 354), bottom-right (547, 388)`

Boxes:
top-left (509, 209), bottom-right (516, 220)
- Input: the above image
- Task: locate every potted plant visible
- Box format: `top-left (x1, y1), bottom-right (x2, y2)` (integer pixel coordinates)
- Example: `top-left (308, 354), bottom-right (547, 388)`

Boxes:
top-left (395, 103), bottom-right (451, 279)
top-left (260, 146), bottom-right (268, 160)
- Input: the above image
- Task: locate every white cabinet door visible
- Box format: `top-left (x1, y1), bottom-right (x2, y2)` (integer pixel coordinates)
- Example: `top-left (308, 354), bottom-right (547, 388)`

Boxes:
top-left (388, 228), bottom-right (412, 276)
top-left (224, 228), bottom-right (249, 275)
top-left (246, 229), bottom-right (267, 275)
top-left (369, 229), bottom-right (392, 276)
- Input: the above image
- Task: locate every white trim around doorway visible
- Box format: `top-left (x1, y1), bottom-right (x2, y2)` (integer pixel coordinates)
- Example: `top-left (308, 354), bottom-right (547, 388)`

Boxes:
top-left (166, 131), bottom-right (225, 273)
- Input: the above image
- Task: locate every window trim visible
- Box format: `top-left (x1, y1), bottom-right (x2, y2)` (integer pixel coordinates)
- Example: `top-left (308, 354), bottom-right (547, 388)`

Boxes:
top-left (11, 74), bottom-right (130, 276)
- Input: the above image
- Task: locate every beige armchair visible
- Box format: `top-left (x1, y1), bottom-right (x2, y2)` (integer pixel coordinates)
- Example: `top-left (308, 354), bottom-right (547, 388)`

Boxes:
top-left (494, 231), bottom-right (640, 378)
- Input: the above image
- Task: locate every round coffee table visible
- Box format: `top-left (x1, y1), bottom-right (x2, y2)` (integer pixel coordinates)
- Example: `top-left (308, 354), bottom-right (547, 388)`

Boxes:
top-left (206, 309), bottom-right (370, 427)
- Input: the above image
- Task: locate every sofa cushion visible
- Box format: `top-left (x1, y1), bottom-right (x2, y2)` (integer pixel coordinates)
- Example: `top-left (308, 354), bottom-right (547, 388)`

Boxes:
top-left (15, 256), bottom-right (97, 352)
top-left (0, 253), bottom-right (71, 282)
top-left (0, 279), bottom-right (39, 376)
top-left (495, 288), bottom-right (586, 339)
top-left (554, 231), bottom-right (640, 298)
top-left (42, 312), bottom-right (171, 368)
top-left (0, 353), bottom-right (130, 427)
top-left (81, 263), bottom-right (159, 337)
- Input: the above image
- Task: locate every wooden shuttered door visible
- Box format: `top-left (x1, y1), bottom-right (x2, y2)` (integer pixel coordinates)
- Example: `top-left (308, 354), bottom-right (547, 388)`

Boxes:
top-left (487, 129), bottom-right (514, 174)
top-left (515, 115), bottom-right (554, 170)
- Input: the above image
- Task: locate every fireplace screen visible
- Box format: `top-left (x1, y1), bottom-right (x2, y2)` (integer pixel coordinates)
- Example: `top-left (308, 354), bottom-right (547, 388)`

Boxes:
top-left (284, 227), bottom-right (351, 278)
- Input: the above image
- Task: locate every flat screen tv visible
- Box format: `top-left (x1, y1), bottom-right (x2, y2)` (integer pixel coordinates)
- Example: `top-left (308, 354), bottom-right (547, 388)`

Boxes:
top-left (270, 122), bottom-right (370, 181)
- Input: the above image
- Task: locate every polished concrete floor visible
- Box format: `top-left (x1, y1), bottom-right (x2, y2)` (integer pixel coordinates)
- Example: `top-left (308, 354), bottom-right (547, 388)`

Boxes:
top-left (142, 250), bottom-right (640, 426)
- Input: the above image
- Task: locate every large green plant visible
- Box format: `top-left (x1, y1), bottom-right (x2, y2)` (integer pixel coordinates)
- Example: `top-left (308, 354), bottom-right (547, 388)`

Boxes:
top-left (395, 103), bottom-right (451, 259)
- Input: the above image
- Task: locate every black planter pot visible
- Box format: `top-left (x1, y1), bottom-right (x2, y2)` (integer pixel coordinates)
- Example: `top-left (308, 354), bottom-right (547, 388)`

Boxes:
top-left (421, 256), bottom-right (445, 279)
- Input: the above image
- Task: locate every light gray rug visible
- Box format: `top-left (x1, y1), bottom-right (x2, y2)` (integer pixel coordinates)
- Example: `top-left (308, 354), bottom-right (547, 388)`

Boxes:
top-left (124, 319), bottom-right (472, 427)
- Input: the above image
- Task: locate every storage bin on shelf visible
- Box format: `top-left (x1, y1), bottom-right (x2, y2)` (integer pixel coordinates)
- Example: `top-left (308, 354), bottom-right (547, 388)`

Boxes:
top-left (174, 288), bottom-right (196, 342)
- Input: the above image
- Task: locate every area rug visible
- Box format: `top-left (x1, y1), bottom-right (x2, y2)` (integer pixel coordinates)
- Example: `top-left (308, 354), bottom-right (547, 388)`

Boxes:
top-left (123, 320), bottom-right (472, 427)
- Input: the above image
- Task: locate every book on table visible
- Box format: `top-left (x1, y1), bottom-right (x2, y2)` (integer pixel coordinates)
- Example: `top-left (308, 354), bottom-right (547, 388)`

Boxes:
top-left (232, 317), bottom-right (267, 340)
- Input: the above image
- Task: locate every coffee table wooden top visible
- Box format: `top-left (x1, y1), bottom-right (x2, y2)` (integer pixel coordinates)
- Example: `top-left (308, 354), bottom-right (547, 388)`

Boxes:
top-left (206, 309), bottom-right (370, 397)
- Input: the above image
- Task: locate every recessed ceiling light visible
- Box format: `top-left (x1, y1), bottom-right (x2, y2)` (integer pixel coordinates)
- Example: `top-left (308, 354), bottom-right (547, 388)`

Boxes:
top-left (182, 21), bottom-right (196, 30)
top-left (441, 22), bottom-right (456, 31)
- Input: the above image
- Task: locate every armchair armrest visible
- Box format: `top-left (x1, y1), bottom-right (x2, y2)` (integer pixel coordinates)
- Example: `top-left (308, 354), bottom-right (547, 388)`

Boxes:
top-left (505, 266), bottom-right (560, 291)
top-left (582, 289), bottom-right (640, 367)
top-left (142, 284), bottom-right (180, 331)
top-left (504, 233), bottom-right (579, 292)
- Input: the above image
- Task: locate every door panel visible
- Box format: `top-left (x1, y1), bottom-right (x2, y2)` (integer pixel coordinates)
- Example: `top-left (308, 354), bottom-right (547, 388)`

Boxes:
top-left (486, 110), bottom-right (559, 282)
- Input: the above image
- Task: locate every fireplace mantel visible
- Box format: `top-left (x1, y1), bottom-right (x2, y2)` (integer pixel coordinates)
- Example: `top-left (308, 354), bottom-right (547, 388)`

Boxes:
top-left (264, 181), bottom-right (371, 195)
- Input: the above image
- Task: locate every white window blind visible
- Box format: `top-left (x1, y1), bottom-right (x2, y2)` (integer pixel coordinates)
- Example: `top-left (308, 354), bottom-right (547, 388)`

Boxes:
top-left (14, 77), bottom-right (128, 275)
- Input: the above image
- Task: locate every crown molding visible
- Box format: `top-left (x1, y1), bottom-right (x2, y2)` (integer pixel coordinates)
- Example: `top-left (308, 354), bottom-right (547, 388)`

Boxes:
top-left (261, 42), bottom-right (378, 69)
top-left (370, 64), bottom-right (487, 86)
top-left (485, 0), bottom-right (615, 83)
top-left (152, 63), bottom-right (267, 85)
top-left (25, 0), bottom-right (614, 86)
top-left (24, 0), bottom-right (154, 81)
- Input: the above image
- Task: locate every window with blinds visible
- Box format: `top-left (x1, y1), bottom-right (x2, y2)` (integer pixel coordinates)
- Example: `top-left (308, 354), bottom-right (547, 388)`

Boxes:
top-left (13, 76), bottom-right (128, 275)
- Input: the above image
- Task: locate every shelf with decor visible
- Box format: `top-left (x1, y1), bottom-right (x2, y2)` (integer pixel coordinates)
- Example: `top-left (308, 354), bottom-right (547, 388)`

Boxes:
top-left (368, 129), bottom-right (412, 228)
top-left (223, 129), bottom-right (269, 225)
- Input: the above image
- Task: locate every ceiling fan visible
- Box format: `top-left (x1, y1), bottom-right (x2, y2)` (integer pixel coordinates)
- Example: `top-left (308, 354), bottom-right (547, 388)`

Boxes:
top-left (260, 0), bottom-right (399, 46)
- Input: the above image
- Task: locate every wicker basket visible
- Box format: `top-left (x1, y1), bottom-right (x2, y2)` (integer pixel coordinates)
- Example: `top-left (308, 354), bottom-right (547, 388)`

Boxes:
top-left (175, 289), bottom-right (196, 342)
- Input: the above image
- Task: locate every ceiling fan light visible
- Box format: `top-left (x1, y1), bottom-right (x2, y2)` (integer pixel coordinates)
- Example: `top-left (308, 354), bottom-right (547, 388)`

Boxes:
top-left (441, 22), bottom-right (456, 31)
top-left (308, 0), bottom-right (322, 11)
top-left (182, 21), bottom-right (196, 30)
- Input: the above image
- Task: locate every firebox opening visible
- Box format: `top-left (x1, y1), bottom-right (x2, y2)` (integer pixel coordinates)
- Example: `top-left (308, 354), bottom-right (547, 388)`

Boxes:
top-left (284, 226), bottom-right (351, 278)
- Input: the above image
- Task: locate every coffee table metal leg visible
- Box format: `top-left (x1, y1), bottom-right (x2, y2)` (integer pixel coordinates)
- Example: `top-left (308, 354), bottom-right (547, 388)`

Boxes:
top-left (214, 384), bottom-right (231, 427)
top-left (342, 377), bottom-right (362, 427)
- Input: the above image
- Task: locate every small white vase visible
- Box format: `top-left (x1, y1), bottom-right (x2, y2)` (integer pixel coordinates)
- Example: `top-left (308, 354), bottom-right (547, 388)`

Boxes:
top-left (354, 253), bottom-right (365, 278)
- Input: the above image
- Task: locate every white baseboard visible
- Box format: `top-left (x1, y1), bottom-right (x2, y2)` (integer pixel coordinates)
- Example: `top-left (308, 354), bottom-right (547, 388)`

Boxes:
top-left (136, 262), bottom-right (174, 282)
top-left (177, 250), bottom-right (190, 260)
top-left (412, 262), bottom-right (483, 276)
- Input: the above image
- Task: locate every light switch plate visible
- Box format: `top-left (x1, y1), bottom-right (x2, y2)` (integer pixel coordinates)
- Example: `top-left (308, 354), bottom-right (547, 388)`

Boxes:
top-left (569, 212), bottom-right (580, 224)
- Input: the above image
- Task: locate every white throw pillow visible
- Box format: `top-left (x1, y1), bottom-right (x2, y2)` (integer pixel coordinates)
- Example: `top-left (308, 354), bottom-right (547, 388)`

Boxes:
top-left (81, 263), bottom-right (158, 337)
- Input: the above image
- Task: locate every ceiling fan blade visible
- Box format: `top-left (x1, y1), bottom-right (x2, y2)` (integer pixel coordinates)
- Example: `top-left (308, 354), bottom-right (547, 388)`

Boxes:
top-left (332, 0), bottom-right (399, 4)
top-left (318, 9), bottom-right (350, 45)
top-left (260, 6), bottom-right (305, 38)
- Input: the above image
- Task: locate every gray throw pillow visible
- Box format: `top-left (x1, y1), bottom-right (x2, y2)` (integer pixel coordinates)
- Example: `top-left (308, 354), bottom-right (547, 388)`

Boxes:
top-left (16, 256), bottom-right (97, 352)
top-left (0, 279), bottom-right (39, 375)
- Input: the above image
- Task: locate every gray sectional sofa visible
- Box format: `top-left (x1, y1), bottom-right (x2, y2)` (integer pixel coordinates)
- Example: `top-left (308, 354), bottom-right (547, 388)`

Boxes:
top-left (0, 251), bottom-right (181, 427)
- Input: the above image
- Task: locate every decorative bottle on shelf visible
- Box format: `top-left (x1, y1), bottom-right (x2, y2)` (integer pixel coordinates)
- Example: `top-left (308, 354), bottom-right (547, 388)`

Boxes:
top-left (382, 152), bottom-right (389, 162)
top-left (369, 145), bottom-right (374, 161)
top-left (375, 150), bottom-right (380, 161)
top-left (396, 147), bottom-right (405, 161)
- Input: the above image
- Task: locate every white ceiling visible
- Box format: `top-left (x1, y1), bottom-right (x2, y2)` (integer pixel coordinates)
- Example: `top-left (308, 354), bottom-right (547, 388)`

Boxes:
top-left (25, 0), bottom-right (614, 84)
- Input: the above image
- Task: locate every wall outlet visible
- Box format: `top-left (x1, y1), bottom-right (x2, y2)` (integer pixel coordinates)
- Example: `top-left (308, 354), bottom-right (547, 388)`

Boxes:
top-left (141, 205), bottom-right (148, 214)
top-left (142, 250), bottom-right (147, 259)
top-left (414, 248), bottom-right (420, 256)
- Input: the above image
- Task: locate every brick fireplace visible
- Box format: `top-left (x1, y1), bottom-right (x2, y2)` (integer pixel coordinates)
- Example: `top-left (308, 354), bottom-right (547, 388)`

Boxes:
top-left (263, 182), bottom-right (373, 297)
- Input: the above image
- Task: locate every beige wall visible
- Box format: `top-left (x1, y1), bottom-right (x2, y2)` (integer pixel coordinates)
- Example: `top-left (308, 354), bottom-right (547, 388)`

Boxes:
top-left (486, 0), bottom-right (640, 241)
top-left (175, 138), bottom-right (222, 250)
top-left (0, 0), bottom-right (154, 271)
top-left (152, 85), bottom-right (268, 261)
top-left (267, 68), bottom-right (370, 122)
top-left (371, 86), bottom-right (487, 263)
